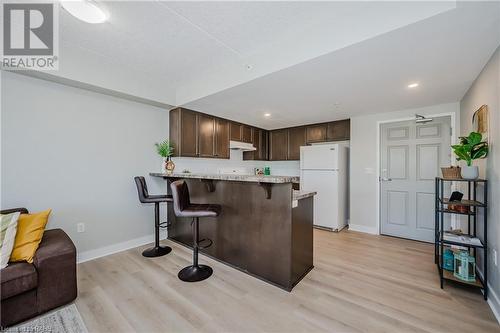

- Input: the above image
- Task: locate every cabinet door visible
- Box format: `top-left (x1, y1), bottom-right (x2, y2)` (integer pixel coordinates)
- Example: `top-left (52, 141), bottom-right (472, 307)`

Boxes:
top-left (327, 119), bottom-right (350, 141)
top-left (288, 126), bottom-right (306, 160)
top-left (180, 109), bottom-right (198, 157)
top-left (230, 122), bottom-right (242, 141)
top-left (242, 125), bottom-right (253, 143)
top-left (215, 118), bottom-right (230, 159)
top-left (198, 114), bottom-right (215, 157)
top-left (260, 130), bottom-right (268, 160)
top-left (269, 129), bottom-right (289, 161)
top-left (243, 128), bottom-right (264, 160)
top-left (306, 124), bottom-right (327, 143)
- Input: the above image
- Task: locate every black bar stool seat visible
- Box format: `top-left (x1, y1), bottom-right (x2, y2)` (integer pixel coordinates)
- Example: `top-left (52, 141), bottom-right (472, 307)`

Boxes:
top-left (134, 176), bottom-right (173, 257)
top-left (170, 180), bottom-right (221, 282)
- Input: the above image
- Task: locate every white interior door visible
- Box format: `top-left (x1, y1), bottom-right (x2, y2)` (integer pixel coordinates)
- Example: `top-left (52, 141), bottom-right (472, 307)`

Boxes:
top-left (380, 116), bottom-right (451, 242)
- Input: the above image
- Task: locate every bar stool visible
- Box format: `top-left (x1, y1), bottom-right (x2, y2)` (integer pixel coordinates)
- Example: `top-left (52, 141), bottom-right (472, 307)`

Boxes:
top-left (170, 180), bottom-right (221, 282)
top-left (134, 176), bottom-right (172, 257)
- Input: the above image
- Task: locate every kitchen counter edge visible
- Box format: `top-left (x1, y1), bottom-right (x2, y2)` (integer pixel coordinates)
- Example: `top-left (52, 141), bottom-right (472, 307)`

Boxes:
top-left (150, 172), bottom-right (300, 184)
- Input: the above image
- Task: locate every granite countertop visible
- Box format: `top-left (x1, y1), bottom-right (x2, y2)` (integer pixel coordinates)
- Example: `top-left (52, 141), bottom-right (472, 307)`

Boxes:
top-left (150, 172), bottom-right (300, 184)
top-left (293, 190), bottom-right (317, 200)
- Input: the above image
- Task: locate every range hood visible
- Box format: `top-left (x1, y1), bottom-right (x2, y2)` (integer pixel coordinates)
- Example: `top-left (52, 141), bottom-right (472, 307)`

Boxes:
top-left (230, 140), bottom-right (256, 151)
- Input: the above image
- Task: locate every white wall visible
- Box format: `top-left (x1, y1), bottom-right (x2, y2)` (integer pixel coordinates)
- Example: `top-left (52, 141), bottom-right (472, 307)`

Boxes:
top-left (460, 46), bottom-right (500, 320)
top-left (349, 102), bottom-right (460, 234)
top-left (1, 71), bottom-right (169, 258)
top-left (0, 71), bottom-right (300, 262)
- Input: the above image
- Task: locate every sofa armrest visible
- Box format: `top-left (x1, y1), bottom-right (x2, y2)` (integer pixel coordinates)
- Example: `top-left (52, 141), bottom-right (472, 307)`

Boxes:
top-left (33, 229), bottom-right (77, 312)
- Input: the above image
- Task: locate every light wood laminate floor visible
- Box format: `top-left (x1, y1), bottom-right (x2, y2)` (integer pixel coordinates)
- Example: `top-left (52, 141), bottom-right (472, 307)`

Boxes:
top-left (76, 229), bottom-right (499, 332)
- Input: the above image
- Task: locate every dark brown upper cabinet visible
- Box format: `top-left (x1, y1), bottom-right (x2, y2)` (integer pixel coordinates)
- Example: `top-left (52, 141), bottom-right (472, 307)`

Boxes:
top-left (269, 129), bottom-right (289, 161)
top-left (230, 122), bottom-right (242, 141)
top-left (170, 108), bottom-right (198, 157)
top-left (243, 128), bottom-right (268, 160)
top-left (327, 119), bottom-right (350, 141)
top-left (170, 108), bottom-right (349, 160)
top-left (215, 118), bottom-right (230, 159)
top-left (306, 124), bottom-right (327, 143)
top-left (197, 114), bottom-right (216, 157)
top-left (288, 126), bottom-right (306, 160)
top-left (242, 125), bottom-right (253, 143)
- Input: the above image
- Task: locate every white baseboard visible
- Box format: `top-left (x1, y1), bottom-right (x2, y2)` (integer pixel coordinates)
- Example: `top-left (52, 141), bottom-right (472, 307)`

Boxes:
top-left (77, 230), bottom-right (167, 263)
top-left (477, 269), bottom-right (500, 324)
top-left (348, 224), bottom-right (379, 235)
top-left (487, 287), bottom-right (500, 324)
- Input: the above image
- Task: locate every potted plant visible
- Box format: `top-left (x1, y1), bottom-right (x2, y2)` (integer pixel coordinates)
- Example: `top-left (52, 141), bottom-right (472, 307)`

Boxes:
top-left (451, 132), bottom-right (488, 180)
top-left (155, 140), bottom-right (175, 173)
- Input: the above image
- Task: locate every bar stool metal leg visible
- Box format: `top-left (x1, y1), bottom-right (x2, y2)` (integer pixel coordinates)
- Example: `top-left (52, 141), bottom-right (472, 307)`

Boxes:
top-left (178, 217), bottom-right (213, 282)
top-left (142, 202), bottom-right (172, 257)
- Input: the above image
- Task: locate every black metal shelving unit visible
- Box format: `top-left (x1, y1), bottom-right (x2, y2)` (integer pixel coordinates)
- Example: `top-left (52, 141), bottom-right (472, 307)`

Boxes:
top-left (435, 177), bottom-right (488, 300)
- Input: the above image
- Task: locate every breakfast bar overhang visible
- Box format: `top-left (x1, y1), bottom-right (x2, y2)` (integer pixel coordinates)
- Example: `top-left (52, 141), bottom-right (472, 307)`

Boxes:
top-left (150, 172), bottom-right (316, 291)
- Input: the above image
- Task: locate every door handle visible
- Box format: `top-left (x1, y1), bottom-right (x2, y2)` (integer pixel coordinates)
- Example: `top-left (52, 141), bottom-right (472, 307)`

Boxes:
top-left (379, 177), bottom-right (393, 182)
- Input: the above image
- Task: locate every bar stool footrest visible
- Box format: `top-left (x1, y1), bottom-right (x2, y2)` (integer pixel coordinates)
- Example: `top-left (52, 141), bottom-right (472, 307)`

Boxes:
top-left (198, 238), bottom-right (213, 249)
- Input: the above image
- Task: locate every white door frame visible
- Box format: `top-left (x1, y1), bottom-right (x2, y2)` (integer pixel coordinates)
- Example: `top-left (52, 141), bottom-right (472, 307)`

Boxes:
top-left (376, 112), bottom-right (457, 236)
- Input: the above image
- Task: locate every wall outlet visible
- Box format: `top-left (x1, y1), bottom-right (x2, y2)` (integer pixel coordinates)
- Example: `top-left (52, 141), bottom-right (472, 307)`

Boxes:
top-left (493, 249), bottom-right (498, 267)
top-left (77, 223), bottom-right (85, 233)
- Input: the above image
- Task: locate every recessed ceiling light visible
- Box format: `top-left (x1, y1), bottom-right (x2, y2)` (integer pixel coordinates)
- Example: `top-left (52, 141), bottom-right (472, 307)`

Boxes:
top-left (61, 0), bottom-right (108, 24)
top-left (407, 82), bottom-right (419, 88)
top-left (264, 113), bottom-right (271, 117)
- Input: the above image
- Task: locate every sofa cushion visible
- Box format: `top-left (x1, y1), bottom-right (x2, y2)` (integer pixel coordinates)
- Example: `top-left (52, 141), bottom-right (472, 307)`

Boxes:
top-left (1, 262), bottom-right (37, 300)
top-left (10, 209), bottom-right (51, 263)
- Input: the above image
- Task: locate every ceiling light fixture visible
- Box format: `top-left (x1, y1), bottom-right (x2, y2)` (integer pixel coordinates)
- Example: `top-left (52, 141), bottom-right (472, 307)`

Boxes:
top-left (264, 113), bottom-right (271, 117)
top-left (61, 0), bottom-right (108, 24)
top-left (407, 82), bottom-right (419, 88)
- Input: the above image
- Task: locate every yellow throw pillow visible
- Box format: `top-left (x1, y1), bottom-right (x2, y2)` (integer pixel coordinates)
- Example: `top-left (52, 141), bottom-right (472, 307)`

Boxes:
top-left (10, 209), bottom-right (52, 263)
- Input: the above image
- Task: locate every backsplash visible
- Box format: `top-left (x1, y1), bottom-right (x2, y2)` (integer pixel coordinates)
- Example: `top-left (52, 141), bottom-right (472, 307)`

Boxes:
top-left (170, 150), bottom-right (300, 176)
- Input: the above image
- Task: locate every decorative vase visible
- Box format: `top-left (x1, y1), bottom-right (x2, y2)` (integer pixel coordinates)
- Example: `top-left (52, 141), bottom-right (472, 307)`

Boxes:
top-left (165, 156), bottom-right (175, 174)
top-left (461, 166), bottom-right (479, 180)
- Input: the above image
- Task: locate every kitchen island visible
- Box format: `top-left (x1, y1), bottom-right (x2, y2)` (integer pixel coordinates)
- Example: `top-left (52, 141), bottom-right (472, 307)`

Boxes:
top-left (150, 172), bottom-right (315, 291)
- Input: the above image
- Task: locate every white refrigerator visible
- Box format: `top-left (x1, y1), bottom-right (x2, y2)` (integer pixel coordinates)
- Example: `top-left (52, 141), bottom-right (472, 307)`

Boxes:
top-left (300, 143), bottom-right (349, 231)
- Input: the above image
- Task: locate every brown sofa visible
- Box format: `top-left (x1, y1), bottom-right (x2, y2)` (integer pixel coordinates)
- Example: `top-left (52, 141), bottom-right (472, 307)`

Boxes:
top-left (0, 208), bottom-right (77, 327)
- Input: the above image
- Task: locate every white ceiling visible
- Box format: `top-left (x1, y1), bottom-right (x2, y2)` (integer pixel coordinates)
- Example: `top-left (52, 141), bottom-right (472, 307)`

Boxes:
top-left (183, 1), bottom-right (500, 129)
top-left (49, 1), bottom-right (500, 128)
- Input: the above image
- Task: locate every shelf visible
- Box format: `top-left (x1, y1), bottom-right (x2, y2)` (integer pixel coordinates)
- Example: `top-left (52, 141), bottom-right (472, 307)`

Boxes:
top-left (437, 177), bottom-right (487, 183)
top-left (437, 208), bottom-right (476, 216)
top-left (439, 198), bottom-right (486, 207)
top-left (442, 269), bottom-right (483, 288)
top-left (438, 238), bottom-right (484, 249)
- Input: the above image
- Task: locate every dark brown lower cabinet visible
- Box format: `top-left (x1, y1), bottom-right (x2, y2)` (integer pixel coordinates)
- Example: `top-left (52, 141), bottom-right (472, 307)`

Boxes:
top-left (269, 129), bottom-right (289, 161)
top-left (287, 126), bottom-right (306, 160)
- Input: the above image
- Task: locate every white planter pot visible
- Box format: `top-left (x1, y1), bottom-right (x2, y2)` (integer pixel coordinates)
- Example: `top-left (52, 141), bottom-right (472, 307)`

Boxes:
top-left (461, 166), bottom-right (479, 180)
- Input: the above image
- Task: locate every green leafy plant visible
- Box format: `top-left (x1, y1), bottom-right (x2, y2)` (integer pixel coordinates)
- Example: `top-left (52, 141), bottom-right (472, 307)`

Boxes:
top-left (155, 140), bottom-right (174, 158)
top-left (451, 132), bottom-right (488, 166)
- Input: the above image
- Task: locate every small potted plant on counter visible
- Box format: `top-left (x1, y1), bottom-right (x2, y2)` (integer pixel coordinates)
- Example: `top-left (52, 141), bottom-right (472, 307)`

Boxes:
top-left (155, 139), bottom-right (175, 174)
top-left (451, 131), bottom-right (488, 180)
